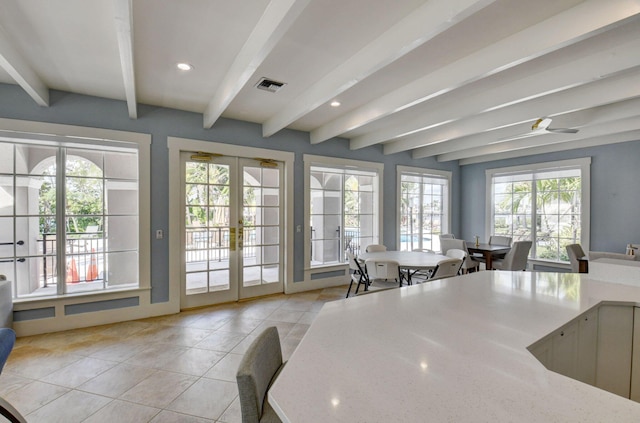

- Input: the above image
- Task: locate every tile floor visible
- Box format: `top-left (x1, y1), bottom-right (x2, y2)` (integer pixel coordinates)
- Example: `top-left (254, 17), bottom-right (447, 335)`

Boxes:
top-left (0, 286), bottom-right (348, 422)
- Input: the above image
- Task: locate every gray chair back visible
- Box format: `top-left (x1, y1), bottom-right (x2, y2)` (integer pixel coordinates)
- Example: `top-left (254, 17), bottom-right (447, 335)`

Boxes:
top-left (489, 235), bottom-right (512, 246)
top-left (495, 241), bottom-right (532, 271)
top-left (237, 327), bottom-right (284, 423)
top-left (566, 244), bottom-right (586, 272)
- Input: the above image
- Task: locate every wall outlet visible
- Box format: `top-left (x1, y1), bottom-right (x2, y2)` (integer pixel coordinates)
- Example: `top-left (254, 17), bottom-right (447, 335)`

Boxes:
top-left (156, 229), bottom-right (164, 239)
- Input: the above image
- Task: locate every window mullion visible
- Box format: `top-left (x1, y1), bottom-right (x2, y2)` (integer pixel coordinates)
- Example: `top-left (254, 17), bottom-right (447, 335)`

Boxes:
top-left (531, 180), bottom-right (538, 259)
top-left (418, 181), bottom-right (424, 250)
top-left (340, 173), bottom-right (345, 262)
top-left (56, 148), bottom-right (66, 295)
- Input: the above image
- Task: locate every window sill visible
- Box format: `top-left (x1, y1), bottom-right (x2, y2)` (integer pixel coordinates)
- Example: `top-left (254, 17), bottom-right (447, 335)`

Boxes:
top-left (12, 286), bottom-right (150, 307)
top-left (307, 263), bottom-right (348, 272)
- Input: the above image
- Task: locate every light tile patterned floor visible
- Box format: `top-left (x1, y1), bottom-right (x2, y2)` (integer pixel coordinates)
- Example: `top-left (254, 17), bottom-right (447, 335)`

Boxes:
top-left (0, 286), bottom-right (347, 422)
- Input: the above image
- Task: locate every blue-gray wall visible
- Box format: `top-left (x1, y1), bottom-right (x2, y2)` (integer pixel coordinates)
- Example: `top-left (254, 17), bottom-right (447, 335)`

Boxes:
top-left (0, 84), bottom-right (459, 303)
top-left (460, 141), bottom-right (640, 253)
top-left (5, 84), bottom-right (636, 304)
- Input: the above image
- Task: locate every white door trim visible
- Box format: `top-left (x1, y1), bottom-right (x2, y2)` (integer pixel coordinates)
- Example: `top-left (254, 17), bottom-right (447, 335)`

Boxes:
top-left (168, 137), bottom-right (295, 308)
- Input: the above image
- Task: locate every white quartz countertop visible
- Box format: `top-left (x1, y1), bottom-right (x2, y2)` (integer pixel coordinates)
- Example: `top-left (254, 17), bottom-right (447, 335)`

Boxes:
top-left (268, 271), bottom-right (640, 422)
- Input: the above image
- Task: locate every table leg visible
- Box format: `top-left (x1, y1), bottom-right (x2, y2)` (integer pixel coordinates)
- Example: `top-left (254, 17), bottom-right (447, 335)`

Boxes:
top-left (485, 252), bottom-right (493, 270)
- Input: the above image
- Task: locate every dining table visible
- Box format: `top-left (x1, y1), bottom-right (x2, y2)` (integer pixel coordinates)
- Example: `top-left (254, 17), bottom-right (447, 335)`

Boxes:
top-left (465, 241), bottom-right (511, 270)
top-left (267, 271), bottom-right (640, 422)
top-left (357, 250), bottom-right (448, 284)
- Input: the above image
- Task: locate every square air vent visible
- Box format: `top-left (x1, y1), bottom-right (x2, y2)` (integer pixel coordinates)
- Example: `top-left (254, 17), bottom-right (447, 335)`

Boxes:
top-left (255, 77), bottom-right (286, 93)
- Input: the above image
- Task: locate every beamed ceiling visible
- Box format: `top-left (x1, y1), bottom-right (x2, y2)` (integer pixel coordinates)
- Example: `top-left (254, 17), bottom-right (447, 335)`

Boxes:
top-left (0, 0), bottom-right (639, 164)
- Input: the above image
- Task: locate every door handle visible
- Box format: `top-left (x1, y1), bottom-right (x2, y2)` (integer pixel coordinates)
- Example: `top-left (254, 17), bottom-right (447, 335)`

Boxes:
top-left (230, 227), bottom-right (236, 251)
top-left (0, 258), bottom-right (25, 263)
top-left (0, 240), bottom-right (24, 246)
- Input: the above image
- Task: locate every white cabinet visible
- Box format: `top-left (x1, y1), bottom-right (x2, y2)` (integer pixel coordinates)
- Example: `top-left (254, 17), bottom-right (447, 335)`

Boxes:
top-left (576, 307), bottom-right (598, 385)
top-left (631, 307), bottom-right (640, 402)
top-left (551, 319), bottom-right (579, 379)
top-left (595, 305), bottom-right (634, 398)
top-left (529, 307), bottom-right (598, 384)
top-left (528, 304), bottom-right (640, 402)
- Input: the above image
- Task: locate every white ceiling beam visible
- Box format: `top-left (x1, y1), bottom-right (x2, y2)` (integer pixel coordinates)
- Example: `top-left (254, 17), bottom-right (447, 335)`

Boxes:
top-left (413, 96), bottom-right (640, 159)
top-left (389, 68), bottom-right (640, 157)
top-left (262, 0), bottom-right (496, 138)
top-left (0, 24), bottom-right (49, 106)
top-left (203, 0), bottom-right (311, 129)
top-left (458, 129), bottom-right (640, 166)
top-left (351, 23), bottom-right (640, 150)
top-left (438, 116), bottom-right (640, 162)
top-left (313, 0), bottom-right (640, 145)
top-left (114, 0), bottom-right (137, 119)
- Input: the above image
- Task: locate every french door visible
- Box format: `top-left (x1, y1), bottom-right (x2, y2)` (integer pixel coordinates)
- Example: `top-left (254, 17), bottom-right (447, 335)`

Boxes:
top-left (181, 152), bottom-right (284, 308)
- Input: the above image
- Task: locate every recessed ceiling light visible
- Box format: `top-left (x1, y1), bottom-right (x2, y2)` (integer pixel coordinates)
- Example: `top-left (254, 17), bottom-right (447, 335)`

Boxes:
top-left (330, 100), bottom-right (341, 107)
top-left (176, 62), bottom-right (194, 71)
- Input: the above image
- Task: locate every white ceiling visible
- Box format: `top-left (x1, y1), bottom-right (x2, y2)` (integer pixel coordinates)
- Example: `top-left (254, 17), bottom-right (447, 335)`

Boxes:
top-left (0, 0), bottom-right (639, 164)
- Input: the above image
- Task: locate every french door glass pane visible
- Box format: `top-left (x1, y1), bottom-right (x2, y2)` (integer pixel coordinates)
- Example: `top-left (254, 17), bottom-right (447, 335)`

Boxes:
top-left (186, 161), bottom-right (231, 295)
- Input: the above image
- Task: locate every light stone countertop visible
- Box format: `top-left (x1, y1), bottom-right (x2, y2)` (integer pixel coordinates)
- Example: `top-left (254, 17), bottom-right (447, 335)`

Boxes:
top-left (268, 271), bottom-right (640, 422)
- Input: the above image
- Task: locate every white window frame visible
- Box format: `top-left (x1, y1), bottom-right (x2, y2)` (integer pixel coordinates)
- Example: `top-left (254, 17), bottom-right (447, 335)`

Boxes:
top-left (304, 154), bottom-right (383, 270)
top-left (485, 158), bottom-right (591, 263)
top-left (0, 118), bottom-right (151, 303)
top-left (397, 166), bottom-right (451, 252)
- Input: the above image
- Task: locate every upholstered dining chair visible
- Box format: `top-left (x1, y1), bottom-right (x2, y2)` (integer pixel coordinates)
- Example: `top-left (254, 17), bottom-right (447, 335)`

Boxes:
top-left (0, 328), bottom-right (28, 423)
top-left (471, 235), bottom-right (513, 268)
top-left (565, 244), bottom-right (587, 272)
top-left (237, 326), bottom-right (285, 423)
top-left (365, 244), bottom-right (387, 253)
top-left (489, 235), bottom-right (512, 246)
top-left (492, 241), bottom-right (532, 271)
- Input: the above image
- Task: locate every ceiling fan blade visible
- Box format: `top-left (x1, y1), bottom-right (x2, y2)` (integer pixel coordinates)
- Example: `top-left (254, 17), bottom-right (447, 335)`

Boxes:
top-left (547, 128), bottom-right (579, 133)
top-left (531, 117), bottom-right (552, 131)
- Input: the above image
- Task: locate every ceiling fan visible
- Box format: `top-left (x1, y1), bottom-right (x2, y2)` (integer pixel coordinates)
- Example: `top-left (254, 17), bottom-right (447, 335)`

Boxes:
top-left (530, 117), bottom-right (578, 134)
top-left (489, 117), bottom-right (579, 145)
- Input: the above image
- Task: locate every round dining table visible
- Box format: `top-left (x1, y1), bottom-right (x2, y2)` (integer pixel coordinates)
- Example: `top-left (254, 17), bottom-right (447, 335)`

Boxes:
top-left (358, 250), bottom-right (449, 283)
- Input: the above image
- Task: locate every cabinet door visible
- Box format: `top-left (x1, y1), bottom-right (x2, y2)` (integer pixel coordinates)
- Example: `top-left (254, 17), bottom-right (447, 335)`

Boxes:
top-left (551, 320), bottom-right (579, 378)
top-left (596, 305), bottom-right (634, 398)
top-left (631, 308), bottom-right (640, 402)
top-left (576, 308), bottom-right (598, 385)
top-left (529, 338), bottom-right (552, 370)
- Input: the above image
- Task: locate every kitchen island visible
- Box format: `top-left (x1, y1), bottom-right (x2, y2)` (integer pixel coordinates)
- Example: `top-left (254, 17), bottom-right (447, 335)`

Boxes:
top-left (269, 271), bottom-right (640, 422)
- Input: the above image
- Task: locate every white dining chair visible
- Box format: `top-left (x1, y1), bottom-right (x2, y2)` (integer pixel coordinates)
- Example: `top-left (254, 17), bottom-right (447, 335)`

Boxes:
top-left (346, 251), bottom-right (369, 297)
top-left (365, 244), bottom-right (387, 253)
top-left (445, 248), bottom-right (467, 275)
top-left (441, 238), bottom-right (478, 273)
top-left (364, 258), bottom-right (404, 289)
top-left (428, 258), bottom-right (463, 280)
